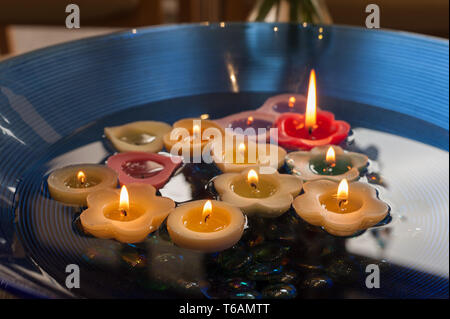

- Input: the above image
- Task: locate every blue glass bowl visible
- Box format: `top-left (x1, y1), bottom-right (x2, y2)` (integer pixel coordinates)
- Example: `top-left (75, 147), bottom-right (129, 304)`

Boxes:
top-left (0, 23), bottom-right (448, 298)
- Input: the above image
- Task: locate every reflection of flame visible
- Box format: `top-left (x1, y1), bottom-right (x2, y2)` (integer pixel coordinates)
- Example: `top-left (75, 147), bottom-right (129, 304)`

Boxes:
top-left (119, 185), bottom-right (130, 212)
top-left (247, 169), bottom-right (259, 185)
top-left (288, 96), bottom-right (296, 108)
top-left (305, 69), bottom-right (317, 129)
top-left (337, 179), bottom-right (349, 200)
top-left (202, 200), bottom-right (212, 221)
top-left (247, 116), bottom-right (254, 125)
top-left (326, 146), bottom-right (335, 163)
top-left (77, 171), bottom-right (86, 184)
top-left (193, 124), bottom-right (201, 139)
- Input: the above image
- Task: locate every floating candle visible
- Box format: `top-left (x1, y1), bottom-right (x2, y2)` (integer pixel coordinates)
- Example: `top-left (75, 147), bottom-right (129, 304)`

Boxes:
top-left (104, 121), bottom-right (172, 153)
top-left (80, 184), bottom-right (175, 243)
top-left (107, 152), bottom-right (182, 188)
top-left (274, 70), bottom-right (350, 150)
top-left (213, 110), bottom-right (275, 141)
top-left (211, 138), bottom-right (286, 173)
top-left (163, 118), bottom-right (224, 157)
top-left (258, 93), bottom-right (310, 116)
top-left (293, 179), bottom-right (389, 236)
top-left (48, 164), bottom-right (118, 206)
top-left (167, 199), bottom-right (245, 252)
top-left (214, 168), bottom-right (303, 217)
top-left (285, 145), bottom-right (368, 181)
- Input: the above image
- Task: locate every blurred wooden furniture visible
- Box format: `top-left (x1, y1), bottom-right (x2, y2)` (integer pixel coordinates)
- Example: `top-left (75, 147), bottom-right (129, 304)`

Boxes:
top-left (178, 0), bottom-right (449, 38)
top-left (0, 0), bottom-right (162, 55)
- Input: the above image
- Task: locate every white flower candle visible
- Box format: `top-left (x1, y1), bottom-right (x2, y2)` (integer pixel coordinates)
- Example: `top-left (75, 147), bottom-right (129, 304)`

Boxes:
top-left (167, 200), bottom-right (245, 252)
top-left (293, 179), bottom-right (389, 236)
top-left (105, 121), bottom-right (172, 153)
top-left (48, 164), bottom-right (118, 206)
top-left (214, 168), bottom-right (303, 218)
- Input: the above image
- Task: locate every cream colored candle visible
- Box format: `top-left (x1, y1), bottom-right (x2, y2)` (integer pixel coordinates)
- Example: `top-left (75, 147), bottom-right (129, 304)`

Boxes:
top-left (80, 184), bottom-right (175, 243)
top-left (167, 200), bottom-right (245, 252)
top-left (293, 179), bottom-right (389, 236)
top-left (285, 145), bottom-right (368, 181)
top-left (211, 139), bottom-right (286, 173)
top-left (48, 164), bottom-right (118, 206)
top-left (214, 168), bottom-right (303, 218)
top-left (105, 121), bottom-right (172, 153)
top-left (163, 118), bottom-right (224, 156)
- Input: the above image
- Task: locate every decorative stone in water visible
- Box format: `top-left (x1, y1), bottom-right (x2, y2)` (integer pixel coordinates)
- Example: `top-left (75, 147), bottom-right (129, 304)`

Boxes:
top-left (261, 284), bottom-right (297, 299)
top-left (252, 243), bottom-right (290, 263)
top-left (230, 290), bottom-right (262, 299)
top-left (217, 248), bottom-right (253, 273)
top-left (121, 250), bottom-right (147, 269)
top-left (269, 270), bottom-right (299, 284)
top-left (226, 278), bottom-right (256, 291)
top-left (300, 274), bottom-right (333, 289)
top-left (246, 263), bottom-right (284, 281)
top-left (325, 257), bottom-right (361, 284)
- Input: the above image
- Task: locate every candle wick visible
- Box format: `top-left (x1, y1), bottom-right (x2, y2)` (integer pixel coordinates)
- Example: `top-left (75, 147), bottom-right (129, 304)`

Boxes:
top-left (308, 126), bottom-right (313, 135)
top-left (204, 214), bottom-right (210, 223)
top-left (120, 209), bottom-right (128, 217)
top-left (338, 199), bottom-right (348, 210)
top-left (250, 183), bottom-right (257, 189)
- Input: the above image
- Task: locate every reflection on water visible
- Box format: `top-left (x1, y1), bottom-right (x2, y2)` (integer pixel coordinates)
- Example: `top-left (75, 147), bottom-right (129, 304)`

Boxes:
top-left (13, 93), bottom-right (449, 298)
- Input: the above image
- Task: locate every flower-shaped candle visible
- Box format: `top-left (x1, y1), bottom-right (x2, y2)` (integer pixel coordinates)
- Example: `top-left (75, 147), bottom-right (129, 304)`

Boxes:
top-left (293, 179), bottom-right (389, 237)
top-left (163, 118), bottom-right (224, 157)
top-left (285, 145), bottom-right (368, 182)
top-left (48, 164), bottom-right (118, 206)
top-left (214, 168), bottom-right (303, 217)
top-left (80, 184), bottom-right (175, 243)
top-left (257, 93), bottom-right (309, 116)
top-left (213, 110), bottom-right (275, 141)
top-left (104, 121), bottom-right (172, 153)
top-left (274, 70), bottom-right (350, 150)
top-left (211, 138), bottom-right (286, 173)
top-left (167, 200), bottom-right (245, 252)
top-left (107, 152), bottom-right (182, 188)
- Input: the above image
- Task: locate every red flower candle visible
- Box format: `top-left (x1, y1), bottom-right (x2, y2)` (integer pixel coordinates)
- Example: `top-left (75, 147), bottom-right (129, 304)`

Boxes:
top-left (274, 70), bottom-right (350, 150)
top-left (107, 152), bottom-right (182, 189)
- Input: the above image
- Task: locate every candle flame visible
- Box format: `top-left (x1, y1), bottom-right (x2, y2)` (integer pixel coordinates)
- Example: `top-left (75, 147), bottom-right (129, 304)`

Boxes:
top-left (202, 200), bottom-right (212, 221)
top-left (305, 69), bottom-right (317, 129)
top-left (77, 171), bottom-right (86, 184)
top-left (200, 114), bottom-right (209, 120)
top-left (247, 169), bottom-right (259, 185)
top-left (326, 146), bottom-right (335, 163)
top-left (119, 185), bottom-right (130, 212)
top-left (337, 179), bottom-right (349, 200)
top-left (193, 124), bottom-right (201, 138)
top-left (238, 142), bottom-right (246, 153)
top-left (247, 116), bottom-right (254, 125)
top-left (288, 96), bottom-right (296, 108)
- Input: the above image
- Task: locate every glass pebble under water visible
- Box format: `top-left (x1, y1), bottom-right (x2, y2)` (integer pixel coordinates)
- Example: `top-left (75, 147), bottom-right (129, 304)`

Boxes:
top-left (14, 92), bottom-right (449, 299)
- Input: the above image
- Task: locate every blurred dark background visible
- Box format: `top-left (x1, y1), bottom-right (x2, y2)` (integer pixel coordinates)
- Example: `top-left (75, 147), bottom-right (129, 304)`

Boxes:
top-left (0, 0), bottom-right (449, 58)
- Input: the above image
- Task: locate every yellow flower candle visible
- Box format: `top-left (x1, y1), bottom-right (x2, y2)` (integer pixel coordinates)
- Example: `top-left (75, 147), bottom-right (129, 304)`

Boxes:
top-left (214, 168), bottom-right (303, 218)
top-left (163, 118), bottom-right (224, 156)
top-left (48, 164), bottom-right (118, 206)
top-left (167, 200), bottom-right (245, 252)
top-left (211, 139), bottom-right (286, 173)
top-left (80, 184), bottom-right (175, 243)
top-left (293, 179), bottom-right (389, 236)
top-left (104, 121), bottom-right (172, 153)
